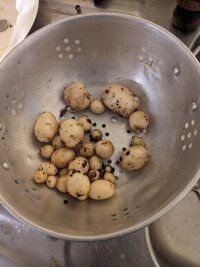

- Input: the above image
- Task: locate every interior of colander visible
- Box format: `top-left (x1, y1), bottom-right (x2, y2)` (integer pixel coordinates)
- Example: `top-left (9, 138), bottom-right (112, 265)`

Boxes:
top-left (0, 14), bottom-right (200, 240)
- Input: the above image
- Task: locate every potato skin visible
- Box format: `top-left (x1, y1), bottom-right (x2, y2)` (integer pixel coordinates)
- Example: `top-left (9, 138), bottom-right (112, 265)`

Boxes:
top-left (120, 146), bottom-right (150, 171)
top-left (66, 171), bottom-right (90, 200)
top-left (89, 180), bottom-right (115, 200)
top-left (129, 111), bottom-right (149, 132)
top-left (95, 140), bottom-right (115, 159)
top-left (64, 82), bottom-right (91, 110)
top-left (51, 147), bottom-right (75, 168)
top-left (101, 84), bottom-right (139, 117)
top-left (59, 119), bottom-right (84, 148)
top-left (34, 112), bottom-right (58, 142)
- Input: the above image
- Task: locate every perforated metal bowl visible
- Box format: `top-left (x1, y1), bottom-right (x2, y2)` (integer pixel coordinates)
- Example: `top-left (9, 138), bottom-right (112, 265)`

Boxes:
top-left (0, 14), bottom-right (200, 241)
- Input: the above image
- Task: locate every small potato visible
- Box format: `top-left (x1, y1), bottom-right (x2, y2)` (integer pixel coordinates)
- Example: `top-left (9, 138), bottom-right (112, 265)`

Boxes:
top-left (105, 165), bottom-right (112, 173)
top-left (67, 171), bottom-right (90, 200)
top-left (52, 135), bottom-right (64, 149)
top-left (79, 143), bottom-right (95, 158)
top-left (78, 116), bottom-right (92, 132)
top-left (64, 82), bottom-right (91, 111)
top-left (33, 171), bottom-right (48, 184)
top-left (46, 176), bottom-right (57, 188)
top-left (34, 112), bottom-right (58, 142)
top-left (51, 147), bottom-right (75, 168)
top-left (95, 140), bottom-right (115, 159)
top-left (89, 180), bottom-right (115, 200)
top-left (129, 111), bottom-right (149, 132)
top-left (88, 170), bottom-right (100, 181)
top-left (89, 129), bottom-right (102, 142)
top-left (89, 155), bottom-right (102, 170)
top-left (90, 100), bottom-right (105, 114)
top-left (103, 172), bottom-right (115, 184)
top-left (39, 162), bottom-right (57, 176)
top-left (59, 168), bottom-right (68, 176)
top-left (68, 157), bottom-right (89, 174)
top-left (40, 145), bottom-right (54, 159)
top-left (59, 119), bottom-right (84, 148)
top-left (101, 84), bottom-right (139, 117)
top-left (120, 146), bottom-right (150, 171)
top-left (56, 175), bottom-right (68, 193)
top-left (130, 136), bottom-right (145, 147)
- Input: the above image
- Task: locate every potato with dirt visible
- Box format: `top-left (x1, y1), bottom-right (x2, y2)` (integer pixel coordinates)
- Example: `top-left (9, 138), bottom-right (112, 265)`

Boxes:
top-left (34, 112), bottom-right (58, 142)
top-left (64, 82), bottom-right (91, 110)
top-left (101, 84), bottom-right (139, 117)
top-left (120, 146), bottom-right (150, 171)
top-left (59, 119), bottom-right (84, 148)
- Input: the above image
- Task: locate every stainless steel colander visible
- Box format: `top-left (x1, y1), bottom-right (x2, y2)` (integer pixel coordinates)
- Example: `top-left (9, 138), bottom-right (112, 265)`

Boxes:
top-left (0, 13), bottom-right (199, 241)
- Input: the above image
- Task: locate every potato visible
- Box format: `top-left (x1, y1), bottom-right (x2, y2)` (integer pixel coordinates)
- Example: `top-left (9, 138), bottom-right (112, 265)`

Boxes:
top-left (89, 129), bottom-right (102, 142)
top-left (39, 162), bottom-right (57, 176)
top-left (56, 175), bottom-right (68, 193)
top-left (68, 157), bottom-right (89, 174)
top-left (59, 119), bottom-right (84, 148)
top-left (79, 143), bottom-right (95, 158)
top-left (101, 84), bottom-right (139, 117)
top-left (64, 82), bottom-right (91, 110)
top-left (78, 116), bottom-right (92, 132)
top-left (95, 140), bottom-right (115, 159)
top-left (129, 111), bottom-right (149, 132)
top-left (89, 155), bottom-right (102, 170)
top-left (66, 171), bottom-right (90, 200)
top-left (130, 136), bottom-right (145, 147)
top-left (89, 180), bottom-right (115, 200)
top-left (40, 145), bottom-right (54, 159)
top-left (120, 146), bottom-right (150, 171)
top-left (51, 147), bottom-right (75, 168)
top-left (46, 176), bottom-right (57, 188)
top-left (52, 135), bottom-right (64, 149)
top-left (103, 172), bottom-right (115, 184)
top-left (90, 100), bottom-right (105, 114)
top-left (33, 171), bottom-right (48, 184)
top-left (88, 170), bottom-right (100, 181)
top-left (34, 112), bottom-right (58, 142)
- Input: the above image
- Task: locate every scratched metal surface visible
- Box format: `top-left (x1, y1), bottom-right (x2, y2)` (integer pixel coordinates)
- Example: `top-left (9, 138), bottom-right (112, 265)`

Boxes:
top-left (0, 1), bottom-right (199, 266)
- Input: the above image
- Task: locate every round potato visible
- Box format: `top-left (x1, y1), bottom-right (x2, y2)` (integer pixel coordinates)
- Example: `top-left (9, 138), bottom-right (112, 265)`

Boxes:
top-left (56, 175), bottom-right (68, 193)
top-left (51, 147), bottom-right (75, 168)
top-left (120, 146), bottom-right (150, 171)
top-left (89, 155), bottom-right (102, 170)
top-left (52, 135), bottom-right (64, 149)
top-left (39, 162), bottom-right (57, 176)
top-left (68, 157), bottom-right (89, 174)
top-left (64, 82), bottom-right (91, 111)
top-left (101, 84), bottom-right (139, 117)
top-left (130, 136), bottom-right (145, 147)
top-left (129, 111), bottom-right (149, 132)
top-left (89, 180), bottom-right (115, 200)
top-left (90, 100), bottom-right (105, 114)
top-left (33, 171), bottom-right (48, 184)
top-left (34, 112), bottom-right (58, 142)
top-left (40, 145), bottom-right (54, 159)
top-left (103, 172), bottom-right (116, 184)
top-left (89, 129), bottom-right (102, 142)
top-left (46, 176), bottom-right (57, 188)
top-left (79, 143), bottom-right (95, 158)
top-left (95, 140), bottom-right (115, 159)
top-left (66, 171), bottom-right (90, 200)
top-left (59, 119), bottom-right (84, 148)
top-left (88, 170), bottom-right (100, 181)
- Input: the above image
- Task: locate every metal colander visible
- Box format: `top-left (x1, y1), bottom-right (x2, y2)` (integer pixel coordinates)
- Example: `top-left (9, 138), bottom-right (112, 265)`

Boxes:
top-left (0, 14), bottom-right (199, 241)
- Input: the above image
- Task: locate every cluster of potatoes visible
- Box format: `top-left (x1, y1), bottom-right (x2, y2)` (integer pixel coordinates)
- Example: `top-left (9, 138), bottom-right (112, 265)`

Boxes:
top-left (32, 82), bottom-right (150, 201)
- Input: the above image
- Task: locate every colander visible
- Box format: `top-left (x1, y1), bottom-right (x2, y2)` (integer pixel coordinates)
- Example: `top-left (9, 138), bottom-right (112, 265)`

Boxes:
top-left (0, 13), bottom-right (199, 241)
